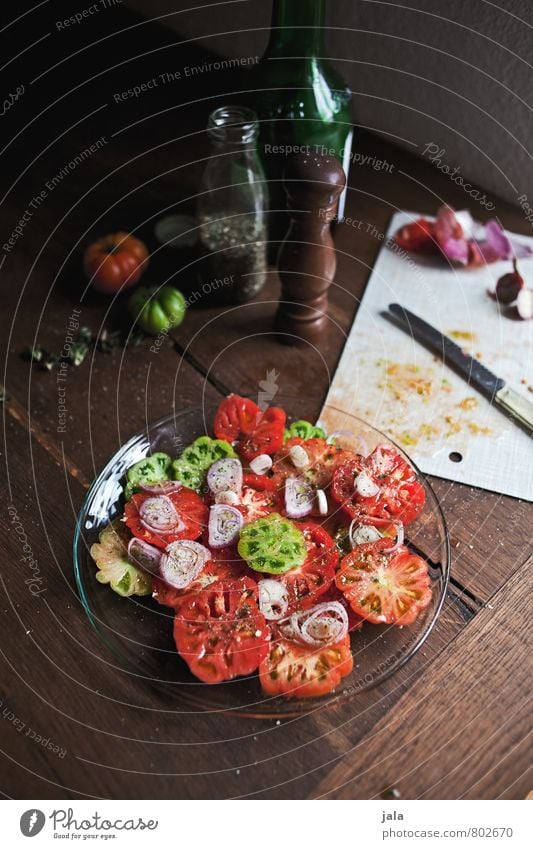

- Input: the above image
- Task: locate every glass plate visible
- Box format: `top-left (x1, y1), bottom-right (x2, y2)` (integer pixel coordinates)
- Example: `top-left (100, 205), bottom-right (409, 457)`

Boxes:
top-left (74, 401), bottom-right (450, 718)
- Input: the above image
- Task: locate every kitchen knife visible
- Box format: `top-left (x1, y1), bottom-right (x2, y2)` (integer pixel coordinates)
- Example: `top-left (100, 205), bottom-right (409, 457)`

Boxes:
top-left (388, 303), bottom-right (533, 433)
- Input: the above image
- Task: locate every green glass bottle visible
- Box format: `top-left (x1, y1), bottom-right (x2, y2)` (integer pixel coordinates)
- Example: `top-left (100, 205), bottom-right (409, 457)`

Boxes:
top-left (255, 0), bottom-right (353, 238)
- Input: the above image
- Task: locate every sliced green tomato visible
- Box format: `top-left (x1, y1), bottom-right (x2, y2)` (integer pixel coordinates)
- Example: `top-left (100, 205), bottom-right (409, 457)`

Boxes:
top-left (238, 512), bottom-right (307, 574)
top-left (171, 436), bottom-right (236, 492)
top-left (90, 519), bottom-right (152, 597)
top-left (124, 452), bottom-right (172, 500)
top-left (283, 420), bottom-right (326, 442)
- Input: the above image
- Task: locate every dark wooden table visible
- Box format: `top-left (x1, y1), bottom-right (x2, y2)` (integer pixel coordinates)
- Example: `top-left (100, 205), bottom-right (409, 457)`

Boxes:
top-left (1, 3), bottom-right (531, 800)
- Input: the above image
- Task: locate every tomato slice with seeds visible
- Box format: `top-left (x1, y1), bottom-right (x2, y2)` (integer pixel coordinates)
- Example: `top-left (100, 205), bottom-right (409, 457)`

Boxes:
top-left (394, 218), bottom-right (436, 254)
top-left (374, 479), bottom-right (426, 524)
top-left (331, 446), bottom-right (425, 525)
top-left (152, 558), bottom-right (246, 609)
top-left (213, 394), bottom-right (260, 441)
top-left (213, 395), bottom-right (286, 461)
top-left (124, 488), bottom-right (208, 549)
top-left (330, 455), bottom-right (366, 512)
top-left (272, 437), bottom-right (356, 491)
top-left (259, 633), bottom-right (353, 699)
top-left (238, 473), bottom-right (282, 523)
top-left (366, 445), bottom-right (415, 485)
top-left (173, 577), bottom-right (270, 683)
top-left (238, 406), bottom-right (286, 461)
top-left (335, 539), bottom-right (432, 626)
top-left (278, 522), bottom-right (337, 611)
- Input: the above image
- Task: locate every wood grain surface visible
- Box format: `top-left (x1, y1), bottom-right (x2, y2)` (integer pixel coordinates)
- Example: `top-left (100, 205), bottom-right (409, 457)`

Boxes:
top-left (1, 1), bottom-right (531, 800)
top-left (311, 556), bottom-right (533, 800)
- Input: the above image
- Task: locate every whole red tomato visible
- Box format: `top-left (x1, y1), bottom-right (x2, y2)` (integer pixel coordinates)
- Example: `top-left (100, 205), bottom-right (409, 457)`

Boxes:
top-left (394, 218), bottom-right (436, 254)
top-left (83, 232), bottom-right (149, 294)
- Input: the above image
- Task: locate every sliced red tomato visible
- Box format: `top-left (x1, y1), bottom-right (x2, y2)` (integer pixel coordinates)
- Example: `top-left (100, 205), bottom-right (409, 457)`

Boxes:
top-left (279, 522), bottom-right (337, 611)
top-left (374, 478), bottom-right (426, 524)
top-left (213, 395), bottom-right (286, 461)
top-left (239, 406), bottom-right (286, 461)
top-left (259, 633), bottom-right (353, 699)
top-left (206, 544), bottom-right (258, 583)
top-left (173, 577), bottom-right (270, 683)
top-left (213, 394), bottom-right (260, 441)
top-left (365, 445), bottom-right (424, 523)
top-left (336, 539), bottom-right (432, 626)
top-left (152, 558), bottom-right (246, 609)
top-left (331, 446), bottom-right (425, 525)
top-left (206, 544), bottom-right (244, 567)
top-left (330, 455), bottom-right (366, 512)
top-left (124, 488), bottom-right (208, 549)
top-left (394, 217), bottom-right (436, 254)
top-left (238, 473), bottom-right (282, 523)
top-left (366, 445), bottom-right (415, 486)
top-left (272, 437), bottom-right (356, 491)
top-left (333, 478), bottom-right (425, 524)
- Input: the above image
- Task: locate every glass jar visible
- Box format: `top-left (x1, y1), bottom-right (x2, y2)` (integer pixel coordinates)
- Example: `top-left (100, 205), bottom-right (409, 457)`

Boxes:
top-left (197, 106), bottom-right (268, 303)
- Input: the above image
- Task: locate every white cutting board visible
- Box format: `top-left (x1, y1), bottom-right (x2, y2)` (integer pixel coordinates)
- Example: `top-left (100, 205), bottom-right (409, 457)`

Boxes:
top-left (321, 211), bottom-right (533, 501)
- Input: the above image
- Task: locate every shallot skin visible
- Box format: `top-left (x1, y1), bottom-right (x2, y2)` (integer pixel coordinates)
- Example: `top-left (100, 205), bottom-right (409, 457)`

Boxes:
top-left (495, 259), bottom-right (524, 305)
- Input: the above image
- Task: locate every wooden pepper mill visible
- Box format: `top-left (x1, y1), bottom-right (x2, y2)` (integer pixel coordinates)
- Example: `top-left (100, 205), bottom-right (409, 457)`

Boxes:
top-left (275, 152), bottom-right (346, 345)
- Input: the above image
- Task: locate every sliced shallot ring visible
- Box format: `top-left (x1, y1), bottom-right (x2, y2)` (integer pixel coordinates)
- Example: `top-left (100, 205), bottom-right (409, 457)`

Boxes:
top-left (208, 504), bottom-right (243, 548)
top-left (258, 579), bottom-right (289, 621)
top-left (139, 495), bottom-right (183, 534)
top-left (159, 540), bottom-right (211, 589)
top-left (207, 457), bottom-right (243, 495)
top-left (300, 602), bottom-right (349, 647)
top-left (349, 518), bottom-right (382, 548)
top-left (139, 480), bottom-right (182, 495)
top-left (285, 476), bottom-right (315, 518)
top-left (280, 601), bottom-right (349, 648)
top-left (127, 537), bottom-right (162, 574)
top-left (382, 521), bottom-right (405, 554)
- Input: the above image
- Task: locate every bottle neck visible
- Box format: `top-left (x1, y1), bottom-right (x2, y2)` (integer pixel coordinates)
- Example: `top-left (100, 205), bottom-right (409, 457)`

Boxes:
top-left (266, 0), bottom-right (325, 56)
top-left (207, 106), bottom-right (259, 148)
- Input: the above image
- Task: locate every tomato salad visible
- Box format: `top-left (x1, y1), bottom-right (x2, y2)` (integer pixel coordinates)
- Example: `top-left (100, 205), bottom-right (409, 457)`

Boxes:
top-left (90, 395), bottom-right (432, 699)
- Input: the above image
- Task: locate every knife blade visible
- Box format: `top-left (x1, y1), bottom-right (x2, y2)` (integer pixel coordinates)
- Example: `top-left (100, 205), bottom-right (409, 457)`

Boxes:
top-left (388, 303), bottom-right (533, 433)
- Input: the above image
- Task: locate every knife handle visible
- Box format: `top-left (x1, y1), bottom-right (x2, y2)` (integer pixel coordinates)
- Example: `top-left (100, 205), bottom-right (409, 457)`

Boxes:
top-left (495, 385), bottom-right (533, 433)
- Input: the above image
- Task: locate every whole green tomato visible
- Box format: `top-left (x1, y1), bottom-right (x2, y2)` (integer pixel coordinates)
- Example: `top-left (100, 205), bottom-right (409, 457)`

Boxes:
top-left (129, 285), bottom-right (187, 336)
